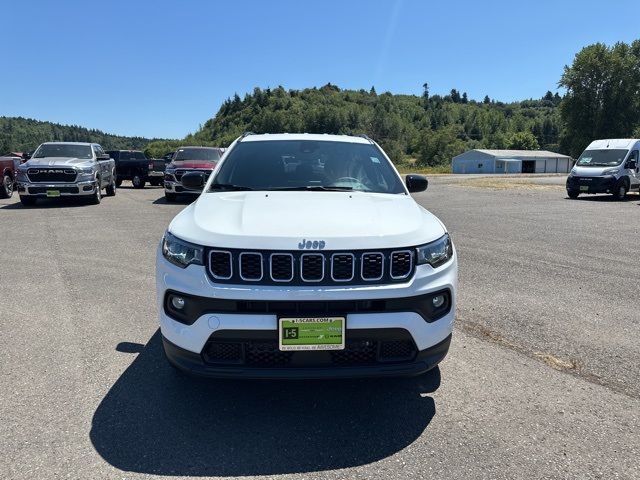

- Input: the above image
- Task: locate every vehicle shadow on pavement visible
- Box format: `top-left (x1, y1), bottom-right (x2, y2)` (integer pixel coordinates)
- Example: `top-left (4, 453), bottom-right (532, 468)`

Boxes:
top-left (91, 330), bottom-right (439, 476)
top-left (0, 198), bottom-right (89, 209)
top-left (152, 197), bottom-right (194, 205)
top-left (570, 193), bottom-right (640, 202)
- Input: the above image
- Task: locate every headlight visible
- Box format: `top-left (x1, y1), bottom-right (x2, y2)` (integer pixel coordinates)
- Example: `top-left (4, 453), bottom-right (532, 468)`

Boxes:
top-left (77, 167), bottom-right (95, 178)
top-left (568, 169), bottom-right (577, 177)
top-left (162, 232), bottom-right (204, 268)
top-left (602, 168), bottom-right (618, 176)
top-left (16, 168), bottom-right (28, 180)
top-left (416, 234), bottom-right (453, 268)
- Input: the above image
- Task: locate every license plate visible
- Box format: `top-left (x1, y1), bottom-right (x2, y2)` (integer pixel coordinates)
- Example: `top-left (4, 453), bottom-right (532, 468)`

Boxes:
top-left (580, 186), bottom-right (589, 192)
top-left (278, 317), bottom-right (345, 351)
top-left (46, 190), bottom-right (61, 197)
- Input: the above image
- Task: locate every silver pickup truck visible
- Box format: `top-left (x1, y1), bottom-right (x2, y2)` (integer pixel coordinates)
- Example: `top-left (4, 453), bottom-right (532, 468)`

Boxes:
top-left (16, 142), bottom-right (116, 206)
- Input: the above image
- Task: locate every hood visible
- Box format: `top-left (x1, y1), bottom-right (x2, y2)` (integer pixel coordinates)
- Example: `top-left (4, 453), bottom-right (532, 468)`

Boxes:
top-left (24, 157), bottom-right (93, 168)
top-left (169, 191), bottom-right (446, 250)
top-left (571, 165), bottom-right (619, 176)
top-left (170, 160), bottom-right (217, 169)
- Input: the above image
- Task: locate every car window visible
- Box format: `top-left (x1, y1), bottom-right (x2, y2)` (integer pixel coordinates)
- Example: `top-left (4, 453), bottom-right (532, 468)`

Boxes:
top-left (174, 148), bottom-right (221, 161)
top-left (33, 144), bottom-right (93, 159)
top-left (212, 140), bottom-right (405, 194)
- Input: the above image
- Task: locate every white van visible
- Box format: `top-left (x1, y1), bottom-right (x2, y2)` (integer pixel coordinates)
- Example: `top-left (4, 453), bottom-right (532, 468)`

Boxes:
top-left (566, 139), bottom-right (640, 200)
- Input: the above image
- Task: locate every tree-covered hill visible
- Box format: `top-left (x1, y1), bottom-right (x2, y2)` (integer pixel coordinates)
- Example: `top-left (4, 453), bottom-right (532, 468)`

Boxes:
top-left (182, 84), bottom-right (562, 166)
top-left (0, 116), bottom-right (168, 155)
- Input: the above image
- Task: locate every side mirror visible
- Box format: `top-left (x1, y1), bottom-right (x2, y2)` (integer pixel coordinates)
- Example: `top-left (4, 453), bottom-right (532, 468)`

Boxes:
top-left (626, 160), bottom-right (637, 169)
top-left (405, 174), bottom-right (428, 193)
top-left (97, 154), bottom-right (111, 160)
top-left (23, 152), bottom-right (32, 161)
top-left (181, 171), bottom-right (205, 189)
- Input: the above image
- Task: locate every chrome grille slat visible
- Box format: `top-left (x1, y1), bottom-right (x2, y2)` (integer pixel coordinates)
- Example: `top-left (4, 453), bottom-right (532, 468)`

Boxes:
top-left (390, 250), bottom-right (413, 279)
top-left (209, 250), bottom-right (232, 280)
top-left (331, 253), bottom-right (355, 282)
top-left (239, 252), bottom-right (263, 281)
top-left (300, 253), bottom-right (324, 282)
top-left (361, 252), bottom-right (384, 281)
top-left (270, 253), bottom-right (294, 282)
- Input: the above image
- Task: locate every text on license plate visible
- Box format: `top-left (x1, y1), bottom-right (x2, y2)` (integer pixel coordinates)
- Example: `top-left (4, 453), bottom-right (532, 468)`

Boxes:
top-left (278, 317), bottom-right (345, 351)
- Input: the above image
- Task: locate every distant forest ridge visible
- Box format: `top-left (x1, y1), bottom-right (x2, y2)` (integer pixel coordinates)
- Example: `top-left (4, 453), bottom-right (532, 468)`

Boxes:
top-left (0, 116), bottom-right (169, 155)
top-left (177, 84), bottom-right (563, 166)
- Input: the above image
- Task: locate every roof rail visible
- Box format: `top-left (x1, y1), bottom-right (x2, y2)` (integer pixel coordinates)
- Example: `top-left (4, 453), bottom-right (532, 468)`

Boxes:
top-left (238, 131), bottom-right (256, 142)
top-left (356, 133), bottom-right (374, 143)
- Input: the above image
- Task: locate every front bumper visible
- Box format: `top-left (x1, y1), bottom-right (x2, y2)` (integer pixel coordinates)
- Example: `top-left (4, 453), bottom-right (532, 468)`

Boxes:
top-left (164, 180), bottom-right (202, 195)
top-left (156, 246), bottom-right (457, 378)
top-left (163, 332), bottom-right (451, 379)
top-left (17, 180), bottom-right (96, 197)
top-left (566, 175), bottom-right (616, 194)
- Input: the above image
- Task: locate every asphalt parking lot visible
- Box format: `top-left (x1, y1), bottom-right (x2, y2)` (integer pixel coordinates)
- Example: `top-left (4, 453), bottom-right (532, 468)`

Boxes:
top-left (1, 181), bottom-right (638, 479)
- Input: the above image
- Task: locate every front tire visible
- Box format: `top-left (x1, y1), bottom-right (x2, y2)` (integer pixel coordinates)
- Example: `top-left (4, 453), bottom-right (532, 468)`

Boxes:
top-left (165, 191), bottom-right (177, 202)
top-left (132, 173), bottom-right (145, 189)
top-left (0, 174), bottom-right (14, 198)
top-left (115, 178), bottom-right (123, 187)
top-left (106, 173), bottom-right (116, 197)
top-left (90, 178), bottom-right (102, 204)
top-left (613, 182), bottom-right (627, 201)
top-left (567, 191), bottom-right (579, 199)
top-left (20, 195), bottom-right (36, 206)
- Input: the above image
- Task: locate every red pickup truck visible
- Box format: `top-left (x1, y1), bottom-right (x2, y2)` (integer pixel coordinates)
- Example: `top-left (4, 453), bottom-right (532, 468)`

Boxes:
top-left (0, 155), bottom-right (20, 198)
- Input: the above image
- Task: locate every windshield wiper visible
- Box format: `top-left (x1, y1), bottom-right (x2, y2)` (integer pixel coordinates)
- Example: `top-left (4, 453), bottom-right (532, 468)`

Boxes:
top-left (267, 185), bottom-right (354, 192)
top-left (209, 183), bottom-right (253, 191)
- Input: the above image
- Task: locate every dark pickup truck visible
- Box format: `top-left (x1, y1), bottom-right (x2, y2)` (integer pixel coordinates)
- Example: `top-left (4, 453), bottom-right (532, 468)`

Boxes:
top-left (106, 150), bottom-right (166, 188)
top-left (0, 155), bottom-right (20, 198)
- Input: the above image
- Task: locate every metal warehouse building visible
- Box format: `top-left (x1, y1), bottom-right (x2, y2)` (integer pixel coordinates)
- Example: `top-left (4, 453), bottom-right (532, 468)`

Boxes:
top-left (452, 149), bottom-right (574, 174)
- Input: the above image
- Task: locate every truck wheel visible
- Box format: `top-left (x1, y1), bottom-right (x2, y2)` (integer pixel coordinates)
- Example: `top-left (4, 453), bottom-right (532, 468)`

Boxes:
top-left (115, 178), bottom-right (123, 187)
top-left (165, 191), bottom-right (177, 202)
top-left (106, 174), bottom-right (116, 196)
top-left (567, 191), bottom-right (579, 199)
top-left (0, 174), bottom-right (13, 198)
top-left (132, 173), bottom-right (145, 189)
top-left (90, 178), bottom-right (102, 204)
top-left (613, 183), bottom-right (627, 201)
top-left (19, 195), bottom-right (36, 206)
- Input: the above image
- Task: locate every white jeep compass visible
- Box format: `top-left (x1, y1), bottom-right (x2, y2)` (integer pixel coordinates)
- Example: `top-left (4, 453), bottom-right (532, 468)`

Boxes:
top-left (156, 133), bottom-right (457, 378)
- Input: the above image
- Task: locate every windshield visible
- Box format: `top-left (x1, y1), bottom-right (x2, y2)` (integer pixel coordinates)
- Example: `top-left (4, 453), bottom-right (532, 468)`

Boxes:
top-left (174, 148), bottom-right (221, 161)
top-left (33, 144), bottom-right (93, 159)
top-left (210, 140), bottom-right (405, 194)
top-left (576, 149), bottom-right (627, 167)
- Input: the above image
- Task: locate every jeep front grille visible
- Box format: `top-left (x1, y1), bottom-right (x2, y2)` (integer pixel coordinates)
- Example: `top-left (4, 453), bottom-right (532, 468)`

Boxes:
top-left (206, 248), bottom-right (415, 286)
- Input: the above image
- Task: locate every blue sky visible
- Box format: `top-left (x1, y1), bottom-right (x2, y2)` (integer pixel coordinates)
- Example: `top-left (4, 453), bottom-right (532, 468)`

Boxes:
top-left (2, 0), bottom-right (639, 139)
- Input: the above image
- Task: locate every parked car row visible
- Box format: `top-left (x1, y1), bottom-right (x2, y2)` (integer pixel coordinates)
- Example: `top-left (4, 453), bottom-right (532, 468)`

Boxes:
top-left (6, 143), bottom-right (224, 205)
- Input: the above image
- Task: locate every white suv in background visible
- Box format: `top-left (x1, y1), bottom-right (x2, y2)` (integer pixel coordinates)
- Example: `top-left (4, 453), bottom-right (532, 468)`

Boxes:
top-left (156, 133), bottom-right (457, 379)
